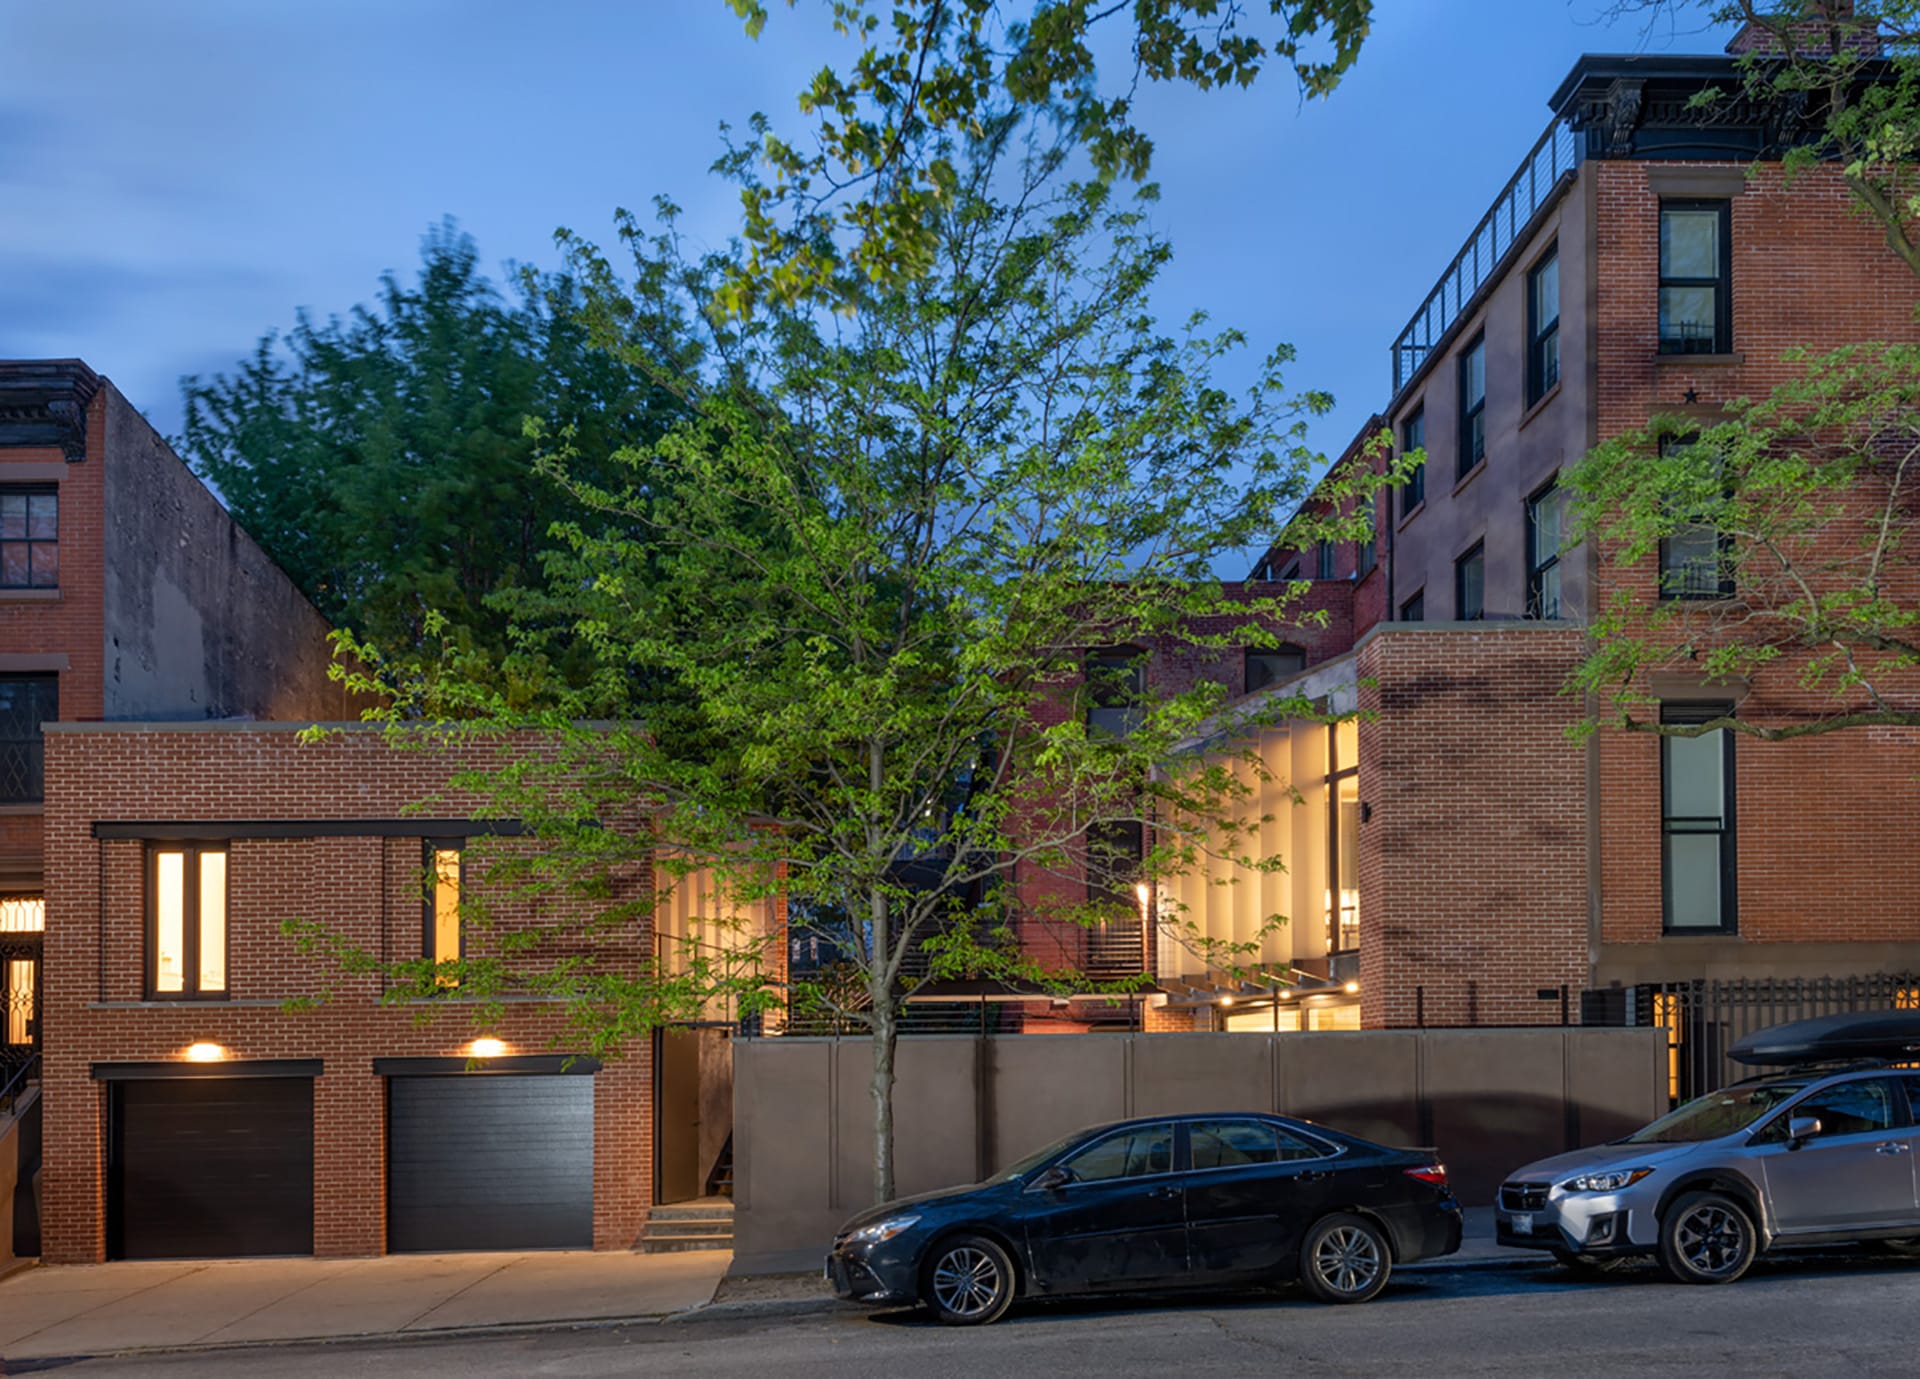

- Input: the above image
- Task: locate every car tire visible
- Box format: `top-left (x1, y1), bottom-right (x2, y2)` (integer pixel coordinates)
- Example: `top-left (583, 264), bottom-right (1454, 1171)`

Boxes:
top-left (1658, 1190), bottom-right (1757, 1285)
top-left (1549, 1249), bottom-right (1631, 1276)
top-left (1300, 1212), bottom-right (1392, 1304)
top-left (922, 1233), bottom-right (1017, 1326)
top-left (1870, 1238), bottom-right (1920, 1259)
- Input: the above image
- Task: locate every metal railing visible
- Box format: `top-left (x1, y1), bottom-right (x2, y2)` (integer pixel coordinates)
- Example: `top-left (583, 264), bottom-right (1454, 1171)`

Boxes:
top-left (0, 1051), bottom-right (37, 1117)
top-left (1390, 120), bottom-right (1582, 398)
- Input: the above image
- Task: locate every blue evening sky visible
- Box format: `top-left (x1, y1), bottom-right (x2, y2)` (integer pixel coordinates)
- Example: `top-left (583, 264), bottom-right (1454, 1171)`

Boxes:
top-left (0, 1), bottom-right (1735, 467)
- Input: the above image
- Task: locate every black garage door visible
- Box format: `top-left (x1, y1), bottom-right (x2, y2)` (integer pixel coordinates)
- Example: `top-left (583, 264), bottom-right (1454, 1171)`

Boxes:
top-left (108, 1077), bottom-right (314, 1259)
top-left (387, 1074), bottom-right (593, 1252)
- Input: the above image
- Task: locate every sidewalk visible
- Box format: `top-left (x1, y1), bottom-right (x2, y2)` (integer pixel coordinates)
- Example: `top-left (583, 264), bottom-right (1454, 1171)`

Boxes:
top-left (0, 1247), bottom-right (729, 1362)
top-left (728, 1206), bottom-right (1531, 1277)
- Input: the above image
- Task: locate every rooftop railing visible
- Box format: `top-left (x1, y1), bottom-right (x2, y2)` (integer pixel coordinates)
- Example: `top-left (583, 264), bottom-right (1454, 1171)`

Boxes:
top-left (1390, 120), bottom-right (1582, 399)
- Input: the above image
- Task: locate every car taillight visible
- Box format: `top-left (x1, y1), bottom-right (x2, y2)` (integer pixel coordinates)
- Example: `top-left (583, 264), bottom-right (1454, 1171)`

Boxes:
top-left (1404, 1164), bottom-right (1448, 1188)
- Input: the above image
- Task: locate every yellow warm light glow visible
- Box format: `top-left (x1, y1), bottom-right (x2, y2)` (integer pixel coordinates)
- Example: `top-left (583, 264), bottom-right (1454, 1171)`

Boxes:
top-left (470, 1037), bottom-right (507, 1059)
top-left (1279, 989), bottom-right (1294, 999)
top-left (1218, 995), bottom-right (1234, 1007)
top-left (1134, 883), bottom-right (1150, 901)
top-left (1344, 980), bottom-right (1360, 994)
top-left (184, 1042), bottom-right (226, 1062)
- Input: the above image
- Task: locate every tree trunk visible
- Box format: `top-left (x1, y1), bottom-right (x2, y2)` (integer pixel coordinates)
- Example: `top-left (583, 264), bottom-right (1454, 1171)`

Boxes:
top-left (870, 996), bottom-right (899, 1204)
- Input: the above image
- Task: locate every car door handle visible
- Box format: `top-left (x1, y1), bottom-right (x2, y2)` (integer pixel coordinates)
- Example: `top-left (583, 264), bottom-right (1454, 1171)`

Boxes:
top-left (1875, 1142), bottom-right (1912, 1155)
top-left (1147, 1185), bottom-right (1181, 1199)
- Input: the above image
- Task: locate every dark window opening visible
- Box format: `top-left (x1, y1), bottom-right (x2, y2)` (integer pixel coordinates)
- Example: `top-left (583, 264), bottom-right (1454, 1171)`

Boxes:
top-left (1526, 481), bottom-right (1565, 619)
top-left (1315, 541), bottom-right (1337, 580)
top-left (1401, 408), bottom-right (1426, 515)
top-left (0, 489), bottom-right (58, 589)
top-left (0, 675), bottom-right (55, 804)
top-left (1278, 562), bottom-right (1300, 582)
top-left (1355, 496), bottom-right (1377, 577)
top-left (1086, 818), bottom-right (1144, 909)
top-left (1458, 335), bottom-right (1486, 478)
top-left (1659, 201), bottom-right (1731, 355)
top-left (1528, 246), bottom-right (1560, 405)
top-left (1455, 543), bottom-right (1485, 622)
top-left (1661, 702), bottom-right (1736, 933)
top-left (1085, 649), bottom-right (1145, 738)
top-left (1246, 645), bottom-right (1307, 693)
top-left (1400, 590), bottom-right (1425, 623)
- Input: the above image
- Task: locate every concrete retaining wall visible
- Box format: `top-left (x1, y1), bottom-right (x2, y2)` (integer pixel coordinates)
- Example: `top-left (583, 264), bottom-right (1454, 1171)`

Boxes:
top-left (732, 1028), bottom-right (1665, 1259)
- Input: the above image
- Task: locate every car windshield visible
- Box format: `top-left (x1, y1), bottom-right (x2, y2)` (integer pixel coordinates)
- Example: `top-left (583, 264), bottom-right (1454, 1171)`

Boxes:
top-left (1623, 1081), bottom-right (1809, 1144)
top-left (984, 1130), bottom-right (1092, 1185)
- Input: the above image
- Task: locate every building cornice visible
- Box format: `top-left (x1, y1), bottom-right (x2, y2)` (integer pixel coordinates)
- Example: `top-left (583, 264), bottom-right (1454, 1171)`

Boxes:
top-left (0, 359), bottom-right (100, 462)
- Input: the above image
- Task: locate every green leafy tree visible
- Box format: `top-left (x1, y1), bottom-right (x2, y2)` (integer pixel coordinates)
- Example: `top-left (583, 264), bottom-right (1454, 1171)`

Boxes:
top-left (719, 0), bottom-right (1374, 307)
top-left (180, 221), bottom-right (683, 676)
top-left (328, 117), bottom-right (1398, 1203)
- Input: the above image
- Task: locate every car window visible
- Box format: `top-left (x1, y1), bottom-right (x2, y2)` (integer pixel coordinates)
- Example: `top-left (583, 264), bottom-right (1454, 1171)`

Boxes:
top-left (1626, 1081), bottom-right (1808, 1144)
top-left (1060, 1124), bottom-right (1174, 1182)
top-left (1754, 1077), bottom-right (1901, 1144)
top-left (1189, 1119), bottom-right (1329, 1169)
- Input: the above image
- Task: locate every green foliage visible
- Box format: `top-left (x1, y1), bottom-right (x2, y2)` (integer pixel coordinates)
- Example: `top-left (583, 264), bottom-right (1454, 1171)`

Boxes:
top-left (179, 221), bottom-right (683, 682)
top-left (718, 0), bottom-right (1373, 307)
top-left (1564, 342), bottom-right (1920, 739)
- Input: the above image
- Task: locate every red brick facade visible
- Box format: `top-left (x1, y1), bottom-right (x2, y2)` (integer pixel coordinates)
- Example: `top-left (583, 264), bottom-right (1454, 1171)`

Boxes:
top-left (39, 725), bottom-right (654, 1263)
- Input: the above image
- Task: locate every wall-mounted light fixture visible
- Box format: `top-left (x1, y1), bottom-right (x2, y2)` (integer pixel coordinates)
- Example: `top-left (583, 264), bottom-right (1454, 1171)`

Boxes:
top-left (184, 1041), bottom-right (226, 1063)
top-left (1344, 980), bottom-right (1360, 995)
top-left (469, 1037), bottom-right (507, 1059)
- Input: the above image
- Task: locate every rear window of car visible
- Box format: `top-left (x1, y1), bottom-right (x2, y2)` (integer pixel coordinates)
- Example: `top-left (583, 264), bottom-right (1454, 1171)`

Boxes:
top-left (1188, 1119), bottom-right (1329, 1169)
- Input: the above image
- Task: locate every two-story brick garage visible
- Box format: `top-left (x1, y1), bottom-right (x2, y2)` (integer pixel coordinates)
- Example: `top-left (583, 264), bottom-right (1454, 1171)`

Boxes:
top-left (38, 722), bottom-right (654, 1263)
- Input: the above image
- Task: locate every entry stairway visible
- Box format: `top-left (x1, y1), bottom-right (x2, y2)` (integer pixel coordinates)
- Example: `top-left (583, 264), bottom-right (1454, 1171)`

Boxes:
top-left (640, 1198), bottom-right (734, 1254)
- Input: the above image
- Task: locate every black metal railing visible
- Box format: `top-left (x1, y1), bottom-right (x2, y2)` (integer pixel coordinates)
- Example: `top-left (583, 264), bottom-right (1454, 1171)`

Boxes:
top-left (0, 1051), bottom-right (37, 1117)
top-left (1391, 120), bottom-right (1581, 398)
top-left (1587, 974), bottom-right (1920, 1105)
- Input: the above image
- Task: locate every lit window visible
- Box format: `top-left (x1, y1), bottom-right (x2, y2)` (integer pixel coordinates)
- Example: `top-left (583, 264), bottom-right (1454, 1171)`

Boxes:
top-left (0, 896), bottom-right (43, 932)
top-left (0, 489), bottom-right (57, 589)
top-left (429, 844), bottom-right (462, 967)
top-left (149, 844), bottom-right (228, 999)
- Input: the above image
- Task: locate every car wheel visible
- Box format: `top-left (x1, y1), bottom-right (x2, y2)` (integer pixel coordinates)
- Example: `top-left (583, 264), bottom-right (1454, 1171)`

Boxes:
top-left (1870, 1238), bottom-right (1920, 1258)
top-left (1549, 1249), bottom-right (1631, 1276)
top-left (1658, 1190), bottom-right (1757, 1285)
top-left (923, 1234), bottom-right (1017, 1326)
top-left (1300, 1213), bottom-right (1392, 1304)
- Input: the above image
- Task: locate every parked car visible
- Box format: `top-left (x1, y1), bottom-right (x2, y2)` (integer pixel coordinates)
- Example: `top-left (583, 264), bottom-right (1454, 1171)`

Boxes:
top-left (825, 1112), bottom-right (1462, 1324)
top-left (1497, 1010), bottom-right (1920, 1284)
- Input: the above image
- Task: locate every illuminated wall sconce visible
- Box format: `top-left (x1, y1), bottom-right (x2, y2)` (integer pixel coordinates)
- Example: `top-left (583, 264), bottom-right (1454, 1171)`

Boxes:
top-left (1218, 994), bottom-right (1234, 1008)
top-left (1279, 989), bottom-right (1294, 1000)
top-left (184, 1041), bottom-right (226, 1063)
top-left (1344, 980), bottom-right (1360, 995)
top-left (469, 1037), bottom-right (507, 1059)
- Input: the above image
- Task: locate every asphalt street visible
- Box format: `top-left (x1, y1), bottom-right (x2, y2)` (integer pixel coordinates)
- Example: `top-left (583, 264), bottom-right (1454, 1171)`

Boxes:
top-left (19, 1251), bottom-right (1920, 1379)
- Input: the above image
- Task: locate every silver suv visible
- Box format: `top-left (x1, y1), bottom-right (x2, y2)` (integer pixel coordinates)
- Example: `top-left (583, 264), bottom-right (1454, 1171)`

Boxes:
top-left (1498, 1064), bottom-right (1920, 1283)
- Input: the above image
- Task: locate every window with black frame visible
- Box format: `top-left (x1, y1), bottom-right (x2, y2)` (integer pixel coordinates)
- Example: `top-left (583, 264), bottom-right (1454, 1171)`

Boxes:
top-left (1401, 407), bottom-right (1426, 515)
top-left (1528, 246), bottom-right (1560, 405)
top-left (0, 676), bottom-right (55, 804)
top-left (1355, 494), bottom-right (1377, 576)
top-left (1455, 542), bottom-right (1485, 621)
top-left (1246, 644), bottom-right (1306, 693)
top-left (1458, 336), bottom-right (1486, 477)
top-left (1662, 703), bottom-right (1736, 933)
top-left (1315, 540), bottom-right (1337, 580)
top-left (147, 843), bottom-right (229, 999)
top-left (0, 489), bottom-right (57, 589)
top-left (1399, 589), bottom-right (1424, 623)
top-left (1659, 202), bottom-right (1731, 354)
top-left (1526, 481), bottom-right (1565, 619)
top-left (1658, 434), bottom-right (1735, 599)
top-left (1084, 649), bottom-right (1144, 738)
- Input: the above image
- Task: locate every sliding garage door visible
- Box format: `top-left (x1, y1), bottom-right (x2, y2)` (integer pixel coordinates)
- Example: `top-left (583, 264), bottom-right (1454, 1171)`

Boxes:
top-left (387, 1073), bottom-right (593, 1252)
top-left (108, 1077), bottom-right (314, 1259)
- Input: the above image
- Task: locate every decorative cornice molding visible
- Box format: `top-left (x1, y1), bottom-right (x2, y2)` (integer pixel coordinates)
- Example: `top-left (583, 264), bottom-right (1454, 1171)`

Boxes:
top-left (0, 359), bottom-right (101, 462)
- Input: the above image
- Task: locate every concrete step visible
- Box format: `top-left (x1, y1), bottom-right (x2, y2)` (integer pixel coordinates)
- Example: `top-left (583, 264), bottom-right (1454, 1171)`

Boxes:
top-left (650, 1202), bottom-right (735, 1223)
top-left (646, 1218), bottom-right (735, 1238)
top-left (640, 1233), bottom-right (733, 1253)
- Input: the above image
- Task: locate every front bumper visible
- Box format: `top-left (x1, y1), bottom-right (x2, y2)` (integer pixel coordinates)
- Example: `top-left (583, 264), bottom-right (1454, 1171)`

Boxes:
top-left (825, 1242), bottom-right (920, 1304)
top-left (1496, 1183), bottom-right (1654, 1256)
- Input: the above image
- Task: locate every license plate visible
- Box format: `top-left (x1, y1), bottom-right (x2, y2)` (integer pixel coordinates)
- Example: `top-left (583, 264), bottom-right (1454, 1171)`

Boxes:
top-left (1511, 1212), bottom-right (1534, 1235)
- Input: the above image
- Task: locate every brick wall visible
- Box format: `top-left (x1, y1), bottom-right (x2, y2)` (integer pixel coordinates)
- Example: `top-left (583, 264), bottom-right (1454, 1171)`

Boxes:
top-left (40, 724), bottom-right (654, 1263)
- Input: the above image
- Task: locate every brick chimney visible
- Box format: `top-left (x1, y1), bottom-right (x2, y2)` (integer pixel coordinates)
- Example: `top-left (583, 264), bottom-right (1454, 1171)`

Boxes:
top-left (1727, 2), bottom-right (1883, 57)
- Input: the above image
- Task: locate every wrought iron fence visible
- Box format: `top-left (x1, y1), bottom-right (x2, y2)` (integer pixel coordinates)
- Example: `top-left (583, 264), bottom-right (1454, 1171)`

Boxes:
top-left (1391, 120), bottom-right (1581, 398)
top-left (1586, 974), bottom-right (1920, 1105)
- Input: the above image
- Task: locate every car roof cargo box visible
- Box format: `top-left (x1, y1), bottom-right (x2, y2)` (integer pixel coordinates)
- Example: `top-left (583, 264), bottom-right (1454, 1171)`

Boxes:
top-left (1728, 1010), bottom-right (1920, 1067)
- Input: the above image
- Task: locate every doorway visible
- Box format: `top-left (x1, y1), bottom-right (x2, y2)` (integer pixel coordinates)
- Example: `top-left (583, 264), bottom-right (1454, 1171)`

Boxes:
top-left (655, 1026), bottom-right (735, 1203)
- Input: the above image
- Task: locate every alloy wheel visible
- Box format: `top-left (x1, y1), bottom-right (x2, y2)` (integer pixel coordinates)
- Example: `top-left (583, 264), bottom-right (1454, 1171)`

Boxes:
top-left (1313, 1224), bottom-right (1383, 1296)
top-left (1675, 1202), bottom-right (1747, 1278)
top-left (931, 1245), bottom-right (1004, 1319)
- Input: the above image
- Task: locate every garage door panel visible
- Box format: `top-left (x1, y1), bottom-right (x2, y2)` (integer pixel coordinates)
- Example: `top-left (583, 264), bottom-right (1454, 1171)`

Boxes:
top-left (110, 1079), bottom-right (314, 1260)
top-left (387, 1074), bottom-right (593, 1252)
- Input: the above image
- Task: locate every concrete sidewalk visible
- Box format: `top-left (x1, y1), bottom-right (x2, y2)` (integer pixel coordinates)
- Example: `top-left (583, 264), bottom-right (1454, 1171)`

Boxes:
top-left (729, 1206), bottom-right (1532, 1277)
top-left (0, 1247), bottom-right (729, 1361)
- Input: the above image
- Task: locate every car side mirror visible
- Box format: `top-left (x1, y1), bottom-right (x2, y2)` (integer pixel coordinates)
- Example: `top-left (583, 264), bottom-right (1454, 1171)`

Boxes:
top-left (1787, 1115), bottom-right (1822, 1148)
top-left (1030, 1165), bottom-right (1073, 1192)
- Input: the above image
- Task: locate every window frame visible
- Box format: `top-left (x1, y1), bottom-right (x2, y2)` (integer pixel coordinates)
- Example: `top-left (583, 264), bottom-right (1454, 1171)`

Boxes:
top-left (424, 839), bottom-right (465, 968)
top-left (1657, 434), bottom-right (1736, 601)
top-left (1660, 702), bottom-right (1738, 935)
top-left (1084, 648), bottom-right (1146, 738)
top-left (1401, 407), bottom-right (1426, 516)
top-left (1658, 200), bottom-right (1732, 356)
top-left (1052, 1121), bottom-right (1178, 1185)
top-left (144, 841), bottom-right (231, 1001)
top-left (1525, 479), bottom-right (1564, 619)
top-left (1457, 335), bottom-right (1487, 479)
top-left (1325, 724), bottom-right (1361, 955)
top-left (1527, 245), bottom-right (1561, 406)
top-left (1185, 1117), bottom-right (1340, 1173)
top-left (1314, 540), bottom-right (1337, 581)
top-left (0, 486), bottom-right (59, 590)
top-left (1454, 541), bottom-right (1486, 622)
top-left (1399, 589), bottom-right (1425, 623)
top-left (1355, 494), bottom-right (1377, 577)
top-left (1085, 817), bottom-right (1145, 908)
top-left (0, 674), bottom-right (56, 806)
top-left (1246, 645), bottom-right (1306, 694)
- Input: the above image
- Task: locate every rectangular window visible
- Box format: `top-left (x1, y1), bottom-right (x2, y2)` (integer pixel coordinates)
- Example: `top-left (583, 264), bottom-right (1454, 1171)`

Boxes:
top-left (1085, 650), bottom-right (1144, 738)
top-left (0, 675), bottom-right (56, 805)
top-left (1355, 495), bottom-right (1377, 577)
top-left (1458, 335), bottom-right (1486, 478)
top-left (1401, 408), bottom-right (1426, 515)
top-left (1526, 481), bottom-right (1565, 619)
top-left (427, 843), bottom-right (463, 968)
top-left (1657, 436), bottom-right (1734, 599)
top-left (1400, 590), bottom-right (1424, 623)
top-left (1455, 542), bottom-right (1485, 621)
top-left (1086, 818), bottom-right (1143, 908)
top-left (0, 489), bottom-right (57, 589)
top-left (1527, 246), bottom-right (1560, 405)
top-left (1315, 540), bottom-right (1337, 580)
top-left (1246, 645), bottom-right (1306, 693)
top-left (1659, 201), bottom-right (1731, 354)
top-left (1662, 703), bottom-right (1736, 933)
top-left (148, 844), bottom-right (229, 999)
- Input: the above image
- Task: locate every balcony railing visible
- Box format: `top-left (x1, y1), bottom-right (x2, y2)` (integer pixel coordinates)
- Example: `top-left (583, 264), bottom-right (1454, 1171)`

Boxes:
top-left (1391, 120), bottom-right (1582, 399)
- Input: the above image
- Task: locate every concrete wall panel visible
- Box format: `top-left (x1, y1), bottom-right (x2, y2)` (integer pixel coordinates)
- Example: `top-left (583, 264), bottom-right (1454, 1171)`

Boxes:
top-left (1277, 1032), bottom-right (1421, 1149)
top-left (1131, 1034), bottom-right (1274, 1117)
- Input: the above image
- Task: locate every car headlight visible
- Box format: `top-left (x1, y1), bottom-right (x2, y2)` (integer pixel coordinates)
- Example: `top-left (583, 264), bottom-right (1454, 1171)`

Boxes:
top-left (1563, 1168), bottom-right (1653, 1193)
top-left (845, 1215), bottom-right (921, 1245)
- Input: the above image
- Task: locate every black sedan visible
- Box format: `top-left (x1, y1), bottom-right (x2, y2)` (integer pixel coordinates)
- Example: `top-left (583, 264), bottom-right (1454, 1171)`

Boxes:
top-left (825, 1112), bottom-right (1461, 1324)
